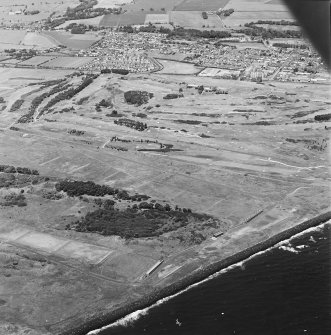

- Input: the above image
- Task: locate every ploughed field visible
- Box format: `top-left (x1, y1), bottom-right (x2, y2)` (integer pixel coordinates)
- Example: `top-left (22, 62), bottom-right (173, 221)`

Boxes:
top-left (0, 67), bottom-right (330, 334)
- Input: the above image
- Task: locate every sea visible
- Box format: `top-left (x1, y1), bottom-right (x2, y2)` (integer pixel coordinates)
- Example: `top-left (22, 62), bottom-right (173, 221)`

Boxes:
top-left (89, 222), bottom-right (330, 335)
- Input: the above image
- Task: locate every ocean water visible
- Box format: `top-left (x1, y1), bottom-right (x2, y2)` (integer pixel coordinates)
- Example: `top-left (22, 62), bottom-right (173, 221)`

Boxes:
top-left (90, 222), bottom-right (330, 335)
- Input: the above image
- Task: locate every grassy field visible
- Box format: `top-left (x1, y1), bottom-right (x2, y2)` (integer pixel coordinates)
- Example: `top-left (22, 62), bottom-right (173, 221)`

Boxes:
top-left (0, 0), bottom-right (80, 25)
top-left (41, 56), bottom-right (95, 69)
top-left (43, 31), bottom-right (100, 50)
top-left (222, 0), bottom-right (294, 27)
top-left (122, 0), bottom-right (183, 12)
top-left (157, 59), bottom-right (202, 74)
top-left (0, 62), bottom-right (329, 334)
top-left (170, 10), bottom-right (224, 29)
top-left (18, 56), bottom-right (58, 66)
top-left (174, 0), bottom-right (230, 11)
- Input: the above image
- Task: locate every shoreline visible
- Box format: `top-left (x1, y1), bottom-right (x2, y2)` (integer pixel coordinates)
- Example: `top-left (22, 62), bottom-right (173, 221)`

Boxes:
top-left (60, 211), bottom-right (331, 335)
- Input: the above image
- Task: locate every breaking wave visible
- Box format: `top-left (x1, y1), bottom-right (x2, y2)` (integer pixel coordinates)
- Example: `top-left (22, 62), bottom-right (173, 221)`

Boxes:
top-left (87, 221), bottom-right (330, 334)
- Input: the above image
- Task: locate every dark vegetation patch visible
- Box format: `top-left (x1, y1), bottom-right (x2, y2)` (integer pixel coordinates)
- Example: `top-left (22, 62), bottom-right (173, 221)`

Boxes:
top-left (76, 96), bottom-right (89, 105)
top-left (314, 114), bottom-right (331, 122)
top-left (290, 109), bottom-right (324, 119)
top-left (18, 82), bottom-right (71, 123)
top-left (68, 129), bottom-right (85, 136)
top-left (239, 22), bottom-right (302, 39)
top-left (199, 133), bottom-right (213, 138)
top-left (114, 118), bottom-right (148, 131)
top-left (173, 119), bottom-right (202, 125)
top-left (73, 206), bottom-right (213, 239)
top-left (285, 138), bottom-right (328, 151)
top-left (55, 180), bottom-right (150, 202)
top-left (192, 113), bottom-right (221, 118)
top-left (244, 121), bottom-right (274, 126)
top-left (9, 126), bottom-right (20, 131)
top-left (9, 99), bottom-right (24, 113)
top-left (96, 98), bottom-right (113, 111)
top-left (101, 68), bottom-right (129, 75)
top-left (132, 113), bottom-right (147, 118)
top-left (106, 110), bottom-right (122, 117)
top-left (1, 193), bottom-right (27, 207)
top-left (163, 93), bottom-right (183, 100)
top-left (0, 165), bottom-right (39, 175)
top-left (124, 91), bottom-right (154, 106)
top-left (56, 180), bottom-right (216, 239)
top-left (40, 74), bottom-right (97, 116)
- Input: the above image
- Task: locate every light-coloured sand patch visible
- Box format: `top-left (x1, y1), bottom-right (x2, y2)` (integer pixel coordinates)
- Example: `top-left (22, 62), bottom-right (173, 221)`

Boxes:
top-left (15, 232), bottom-right (69, 253)
top-left (57, 241), bottom-right (114, 264)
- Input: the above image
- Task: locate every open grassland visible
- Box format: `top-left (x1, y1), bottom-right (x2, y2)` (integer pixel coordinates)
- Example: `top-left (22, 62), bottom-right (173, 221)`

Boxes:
top-left (0, 29), bottom-right (58, 50)
top-left (170, 11), bottom-right (224, 29)
top-left (43, 31), bottom-right (100, 50)
top-left (174, 0), bottom-right (230, 11)
top-left (0, 65), bottom-right (329, 334)
top-left (18, 56), bottom-right (57, 66)
top-left (41, 56), bottom-right (95, 69)
top-left (222, 0), bottom-right (295, 27)
top-left (157, 59), bottom-right (202, 74)
top-left (95, 0), bottom-right (132, 8)
top-left (0, 0), bottom-right (80, 25)
top-left (122, 0), bottom-right (183, 12)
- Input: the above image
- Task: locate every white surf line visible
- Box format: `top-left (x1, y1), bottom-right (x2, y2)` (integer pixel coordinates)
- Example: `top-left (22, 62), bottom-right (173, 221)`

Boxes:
top-left (87, 220), bottom-right (330, 334)
top-left (259, 157), bottom-right (326, 170)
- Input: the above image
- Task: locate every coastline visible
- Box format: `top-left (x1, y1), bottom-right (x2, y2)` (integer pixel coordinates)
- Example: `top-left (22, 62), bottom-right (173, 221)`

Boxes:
top-left (59, 211), bottom-right (331, 335)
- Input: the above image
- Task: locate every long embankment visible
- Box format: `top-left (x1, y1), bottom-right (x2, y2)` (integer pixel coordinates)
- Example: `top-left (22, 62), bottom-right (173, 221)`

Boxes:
top-left (61, 211), bottom-right (331, 335)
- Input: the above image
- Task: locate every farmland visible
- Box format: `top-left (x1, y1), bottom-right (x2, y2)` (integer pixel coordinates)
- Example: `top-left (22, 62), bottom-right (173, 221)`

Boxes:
top-left (170, 11), bottom-right (224, 29)
top-left (41, 56), bottom-right (95, 69)
top-left (0, 0), bottom-right (80, 26)
top-left (222, 0), bottom-right (295, 27)
top-left (43, 31), bottom-right (100, 50)
top-left (174, 0), bottom-right (231, 11)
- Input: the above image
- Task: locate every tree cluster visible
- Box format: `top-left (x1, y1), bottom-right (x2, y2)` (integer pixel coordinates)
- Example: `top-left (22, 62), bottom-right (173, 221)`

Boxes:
top-left (4, 48), bottom-right (37, 60)
top-left (217, 8), bottom-right (234, 16)
top-left (40, 74), bottom-right (97, 115)
top-left (73, 203), bottom-right (210, 239)
top-left (24, 10), bottom-right (40, 15)
top-left (124, 90), bottom-right (153, 106)
top-left (272, 42), bottom-right (308, 49)
top-left (251, 20), bottom-right (299, 26)
top-left (240, 23), bottom-right (302, 39)
top-left (163, 93), bottom-right (183, 100)
top-left (55, 180), bottom-right (150, 202)
top-left (0, 165), bottom-right (39, 175)
top-left (114, 118), bottom-right (148, 131)
top-left (314, 114), bottom-right (331, 122)
top-left (18, 82), bottom-right (71, 123)
top-left (68, 129), bottom-right (85, 136)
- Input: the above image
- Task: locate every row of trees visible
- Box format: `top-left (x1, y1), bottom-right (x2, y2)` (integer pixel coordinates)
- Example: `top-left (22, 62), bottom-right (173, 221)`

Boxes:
top-left (118, 24), bottom-right (232, 40)
top-left (39, 74), bottom-right (97, 116)
top-left (9, 99), bottom-right (24, 113)
top-left (55, 180), bottom-right (150, 202)
top-left (0, 165), bottom-right (39, 175)
top-left (240, 23), bottom-right (302, 39)
top-left (18, 82), bottom-right (71, 123)
top-left (101, 68), bottom-right (129, 75)
top-left (114, 118), bottom-right (148, 131)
